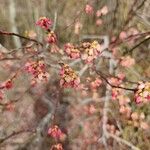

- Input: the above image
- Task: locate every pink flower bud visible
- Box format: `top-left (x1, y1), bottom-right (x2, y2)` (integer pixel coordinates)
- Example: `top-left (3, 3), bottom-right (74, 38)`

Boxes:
top-left (85, 4), bottom-right (93, 15)
top-left (131, 112), bottom-right (139, 121)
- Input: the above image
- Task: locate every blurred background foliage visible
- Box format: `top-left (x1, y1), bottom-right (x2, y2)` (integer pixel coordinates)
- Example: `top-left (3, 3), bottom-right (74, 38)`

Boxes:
top-left (0, 0), bottom-right (150, 150)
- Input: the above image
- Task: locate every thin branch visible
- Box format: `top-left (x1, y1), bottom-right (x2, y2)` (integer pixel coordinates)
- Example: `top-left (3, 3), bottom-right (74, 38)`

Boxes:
top-left (112, 0), bottom-right (119, 30)
top-left (0, 30), bottom-right (43, 46)
top-left (7, 43), bottom-right (35, 54)
top-left (111, 0), bottom-right (147, 47)
top-left (96, 70), bottom-right (136, 91)
top-left (108, 133), bottom-right (140, 150)
top-left (62, 9), bottom-right (84, 31)
top-left (123, 36), bottom-right (150, 55)
top-left (52, 11), bottom-right (58, 31)
top-left (135, 0), bottom-right (147, 11)
top-left (0, 129), bottom-right (35, 144)
top-left (110, 31), bottom-right (150, 48)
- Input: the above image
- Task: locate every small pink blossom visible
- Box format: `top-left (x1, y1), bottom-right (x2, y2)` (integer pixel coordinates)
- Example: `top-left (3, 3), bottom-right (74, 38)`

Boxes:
top-left (100, 6), bottom-right (108, 15)
top-left (120, 56), bottom-right (135, 67)
top-left (85, 4), bottom-right (93, 15)
top-left (109, 77), bottom-right (121, 86)
top-left (117, 73), bottom-right (125, 81)
top-left (46, 31), bottom-right (57, 44)
top-left (96, 19), bottom-right (103, 26)
top-left (90, 78), bottom-right (102, 90)
top-left (119, 106), bottom-right (126, 114)
top-left (96, 10), bottom-right (102, 17)
top-left (119, 31), bottom-right (127, 40)
top-left (64, 43), bottom-right (80, 59)
top-left (112, 90), bottom-right (118, 100)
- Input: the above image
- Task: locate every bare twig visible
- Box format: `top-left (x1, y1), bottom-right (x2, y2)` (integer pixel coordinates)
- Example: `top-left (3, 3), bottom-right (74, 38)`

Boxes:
top-left (52, 11), bottom-right (58, 31)
top-left (123, 36), bottom-right (150, 55)
top-left (0, 129), bottom-right (35, 145)
top-left (96, 70), bottom-right (136, 91)
top-left (0, 30), bottom-right (43, 46)
top-left (110, 31), bottom-right (150, 48)
top-left (107, 133), bottom-right (140, 150)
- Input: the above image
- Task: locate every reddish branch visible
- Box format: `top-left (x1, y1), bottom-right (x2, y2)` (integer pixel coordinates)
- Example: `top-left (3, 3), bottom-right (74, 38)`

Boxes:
top-left (0, 30), bottom-right (43, 46)
top-left (96, 70), bottom-right (136, 91)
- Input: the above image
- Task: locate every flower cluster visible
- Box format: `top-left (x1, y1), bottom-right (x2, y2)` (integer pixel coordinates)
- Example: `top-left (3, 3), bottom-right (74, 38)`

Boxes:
top-left (134, 81), bottom-right (150, 104)
top-left (111, 88), bottom-right (132, 118)
top-left (64, 43), bottom-right (80, 59)
top-left (36, 17), bottom-right (57, 45)
top-left (59, 64), bottom-right (80, 88)
top-left (63, 41), bottom-right (101, 63)
top-left (36, 17), bottom-right (52, 30)
top-left (81, 41), bottom-right (101, 63)
top-left (50, 143), bottom-right (63, 150)
top-left (112, 88), bottom-right (149, 130)
top-left (24, 60), bottom-right (49, 83)
top-left (48, 125), bottom-right (64, 150)
top-left (48, 125), bottom-right (64, 140)
top-left (46, 31), bottom-right (57, 44)
top-left (130, 112), bottom-right (149, 130)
